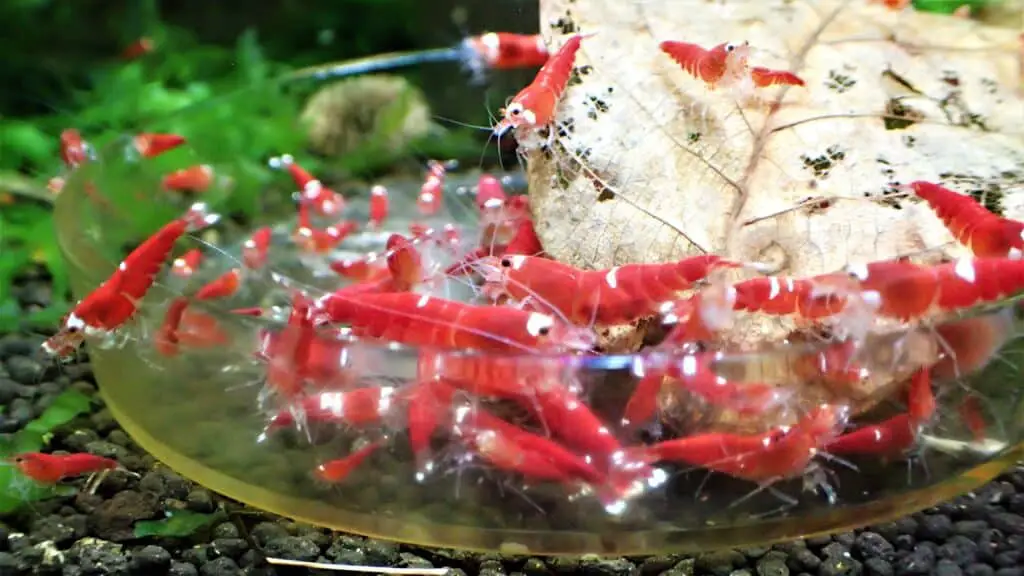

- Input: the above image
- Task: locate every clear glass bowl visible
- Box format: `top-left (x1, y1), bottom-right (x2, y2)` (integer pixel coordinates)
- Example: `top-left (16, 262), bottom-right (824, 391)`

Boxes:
top-left (53, 137), bottom-right (1024, 556)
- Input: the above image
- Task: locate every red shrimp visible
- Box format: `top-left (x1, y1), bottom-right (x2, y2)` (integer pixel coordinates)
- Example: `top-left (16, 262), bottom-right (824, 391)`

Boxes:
top-left (503, 217), bottom-right (545, 257)
top-left (909, 181), bottom-right (1024, 259)
top-left (242, 227), bottom-right (272, 270)
top-left (826, 369), bottom-right (934, 457)
top-left (476, 174), bottom-right (507, 212)
top-left (267, 387), bottom-right (398, 431)
top-left (494, 33), bottom-right (586, 136)
top-left (154, 296), bottom-right (191, 357)
top-left (194, 268), bottom-right (242, 301)
top-left (10, 452), bottom-right (119, 484)
top-left (403, 379), bottom-right (457, 472)
top-left (386, 233), bottom-right (423, 290)
top-left (60, 129), bottom-right (92, 169)
top-left (369, 185), bottom-right (389, 228)
top-left (750, 67), bottom-right (805, 88)
top-left (843, 257), bottom-right (1024, 321)
top-left (486, 253), bottom-right (741, 326)
top-left (163, 164), bottom-right (214, 193)
top-left (261, 292), bottom-right (319, 397)
top-left (660, 277), bottom-right (738, 345)
top-left (931, 309), bottom-right (1014, 380)
top-left (121, 37), bottom-right (155, 60)
top-left (42, 203), bottom-right (218, 358)
top-left (292, 203), bottom-right (358, 254)
top-left (329, 255), bottom-right (389, 283)
top-left (316, 440), bottom-right (383, 483)
top-left (271, 155), bottom-right (345, 217)
top-left (417, 160), bottom-right (446, 216)
top-left (133, 133), bottom-right (185, 159)
top-left (173, 307), bottom-right (230, 351)
top-left (464, 32), bottom-right (549, 71)
top-left (170, 249), bottom-right (203, 278)
top-left (732, 275), bottom-right (848, 319)
top-left (314, 292), bottom-right (596, 353)
top-left (666, 353), bottom-right (794, 415)
top-left (628, 430), bottom-right (782, 465)
top-left (659, 41), bottom-right (750, 88)
top-left (637, 404), bottom-right (847, 484)
top-left (453, 405), bottom-right (605, 485)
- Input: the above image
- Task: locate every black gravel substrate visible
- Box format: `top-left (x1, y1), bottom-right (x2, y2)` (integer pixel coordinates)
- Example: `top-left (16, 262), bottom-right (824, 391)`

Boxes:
top-left (4, 272), bottom-right (1024, 576)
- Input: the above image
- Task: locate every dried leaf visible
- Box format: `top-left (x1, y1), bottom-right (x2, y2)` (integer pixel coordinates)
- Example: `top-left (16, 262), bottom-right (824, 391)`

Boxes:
top-left (529, 1), bottom-right (1024, 329)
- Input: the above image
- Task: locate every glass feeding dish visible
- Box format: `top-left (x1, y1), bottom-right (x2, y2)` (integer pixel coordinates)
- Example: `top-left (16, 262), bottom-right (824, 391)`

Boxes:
top-left (52, 135), bottom-right (1024, 556)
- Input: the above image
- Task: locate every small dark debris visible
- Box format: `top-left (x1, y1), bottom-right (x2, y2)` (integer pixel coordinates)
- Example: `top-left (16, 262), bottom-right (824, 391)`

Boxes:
top-left (942, 70), bottom-right (961, 87)
top-left (799, 145), bottom-right (845, 178)
top-left (883, 98), bottom-right (923, 130)
top-left (688, 132), bottom-right (702, 143)
top-left (551, 12), bottom-right (577, 34)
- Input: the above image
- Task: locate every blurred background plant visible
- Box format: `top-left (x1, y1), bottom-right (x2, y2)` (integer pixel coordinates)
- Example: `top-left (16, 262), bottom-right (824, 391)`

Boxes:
top-left (0, 0), bottom-right (537, 331)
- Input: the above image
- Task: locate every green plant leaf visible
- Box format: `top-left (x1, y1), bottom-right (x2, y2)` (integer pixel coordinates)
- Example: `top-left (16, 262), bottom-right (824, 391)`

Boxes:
top-left (133, 509), bottom-right (226, 538)
top-left (0, 467), bottom-right (77, 516)
top-left (0, 389), bottom-right (95, 459)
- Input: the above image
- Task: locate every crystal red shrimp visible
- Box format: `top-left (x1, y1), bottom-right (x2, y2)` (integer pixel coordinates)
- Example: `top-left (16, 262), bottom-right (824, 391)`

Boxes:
top-left (170, 249), bottom-right (203, 278)
top-left (633, 404), bottom-right (847, 484)
top-left (623, 352), bottom-right (795, 429)
top-left (369, 184), bottom-right (389, 228)
top-left (453, 405), bottom-right (605, 486)
top-left (260, 292), bottom-right (320, 397)
top-left (316, 440), bottom-right (383, 483)
top-left (403, 379), bottom-right (457, 473)
top-left (417, 160), bottom-right (446, 216)
top-left (485, 253), bottom-right (741, 326)
top-left (133, 133), bottom-right (186, 159)
top-left (844, 257), bottom-right (1024, 321)
top-left (825, 369), bottom-right (934, 457)
top-left (931, 309), bottom-right (1014, 380)
top-left (271, 154), bottom-right (346, 217)
top-left (329, 255), bottom-right (389, 283)
top-left (314, 292), bottom-right (595, 353)
top-left (909, 181), bottom-right (1024, 259)
top-left (163, 164), bottom-right (214, 193)
top-left (659, 276), bottom-right (738, 346)
top-left (154, 296), bottom-right (191, 357)
top-left (464, 32), bottom-right (550, 71)
top-left (659, 40), bottom-right (750, 88)
top-left (42, 203), bottom-right (218, 358)
top-left (194, 268), bottom-right (242, 301)
top-left (9, 452), bottom-right (119, 484)
top-left (731, 275), bottom-right (848, 319)
top-left (749, 67), bottom-right (806, 88)
top-left (292, 203), bottom-right (358, 254)
top-left (266, 387), bottom-right (398, 431)
top-left (242, 227), bottom-right (272, 270)
top-left (60, 129), bottom-right (92, 169)
top-left (494, 33), bottom-right (585, 136)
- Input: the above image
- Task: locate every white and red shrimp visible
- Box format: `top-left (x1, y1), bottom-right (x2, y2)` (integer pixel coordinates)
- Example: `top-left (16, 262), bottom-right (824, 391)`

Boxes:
top-left (42, 203), bottom-right (219, 358)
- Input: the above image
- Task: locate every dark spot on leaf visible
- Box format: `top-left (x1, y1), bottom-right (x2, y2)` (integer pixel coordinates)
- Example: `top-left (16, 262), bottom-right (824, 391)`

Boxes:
top-left (825, 70), bottom-right (856, 93)
top-left (883, 98), bottom-right (923, 130)
top-left (800, 145), bottom-right (845, 178)
top-left (687, 132), bottom-right (702, 143)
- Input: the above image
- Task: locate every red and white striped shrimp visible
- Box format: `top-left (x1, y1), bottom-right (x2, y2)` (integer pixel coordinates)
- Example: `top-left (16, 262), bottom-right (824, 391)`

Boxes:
top-left (843, 257), bottom-right (1024, 321)
top-left (484, 253), bottom-right (741, 326)
top-left (242, 227), bottom-right (273, 270)
top-left (369, 184), bottom-right (389, 229)
top-left (732, 275), bottom-right (848, 320)
top-left (270, 154), bottom-right (345, 217)
top-left (417, 160), bottom-right (447, 216)
top-left (42, 203), bottom-right (219, 358)
top-left (59, 129), bottom-right (93, 169)
top-left (659, 274), bottom-right (738, 346)
top-left (909, 181), bottom-right (1024, 259)
top-left (494, 33), bottom-right (586, 136)
top-left (463, 32), bottom-right (550, 72)
top-left (314, 292), bottom-right (596, 353)
top-left (170, 249), bottom-right (203, 279)
top-left (292, 203), bottom-right (358, 255)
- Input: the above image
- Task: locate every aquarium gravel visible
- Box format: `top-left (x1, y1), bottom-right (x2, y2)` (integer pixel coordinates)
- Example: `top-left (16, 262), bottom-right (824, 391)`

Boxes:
top-left (2, 268), bottom-right (1024, 576)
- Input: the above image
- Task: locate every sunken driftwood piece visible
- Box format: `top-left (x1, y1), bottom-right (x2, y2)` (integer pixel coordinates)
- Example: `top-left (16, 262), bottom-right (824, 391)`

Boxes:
top-left (528, 0), bottom-right (1024, 351)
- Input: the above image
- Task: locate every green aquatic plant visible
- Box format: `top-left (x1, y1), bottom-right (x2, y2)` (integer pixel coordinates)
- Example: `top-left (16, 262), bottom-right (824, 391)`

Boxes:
top-left (0, 389), bottom-right (94, 514)
top-left (132, 509), bottom-right (228, 539)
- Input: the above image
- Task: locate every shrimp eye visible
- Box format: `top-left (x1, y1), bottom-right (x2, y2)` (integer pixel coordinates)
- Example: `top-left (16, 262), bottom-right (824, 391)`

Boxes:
top-left (537, 326), bottom-right (550, 336)
top-left (725, 43), bottom-right (736, 52)
top-left (507, 104), bottom-right (523, 116)
top-left (66, 326), bottom-right (80, 334)
top-left (500, 258), bottom-right (513, 268)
